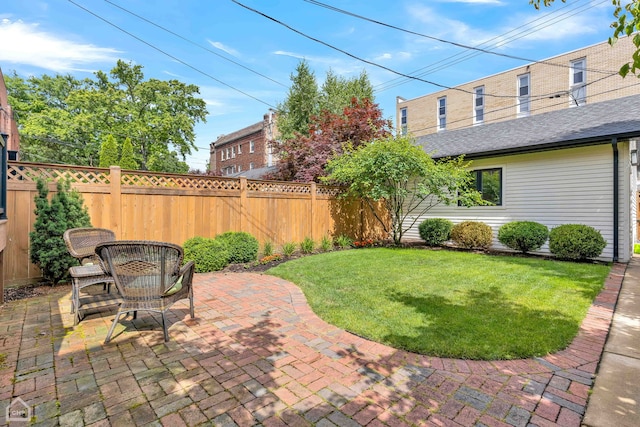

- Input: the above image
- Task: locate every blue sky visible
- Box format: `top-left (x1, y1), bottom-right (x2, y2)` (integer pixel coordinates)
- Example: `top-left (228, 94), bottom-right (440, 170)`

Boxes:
top-left (0, 0), bottom-right (615, 170)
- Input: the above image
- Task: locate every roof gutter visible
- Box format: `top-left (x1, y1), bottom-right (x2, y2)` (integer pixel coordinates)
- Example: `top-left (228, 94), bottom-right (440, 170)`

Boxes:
top-left (612, 137), bottom-right (619, 262)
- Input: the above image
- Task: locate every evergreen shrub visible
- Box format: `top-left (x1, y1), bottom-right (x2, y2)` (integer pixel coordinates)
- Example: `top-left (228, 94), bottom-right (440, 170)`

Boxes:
top-left (215, 231), bottom-right (259, 264)
top-left (418, 218), bottom-right (454, 246)
top-left (29, 179), bottom-right (92, 283)
top-left (498, 221), bottom-right (549, 253)
top-left (183, 237), bottom-right (230, 272)
top-left (548, 224), bottom-right (607, 260)
top-left (450, 221), bottom-right (493, 249)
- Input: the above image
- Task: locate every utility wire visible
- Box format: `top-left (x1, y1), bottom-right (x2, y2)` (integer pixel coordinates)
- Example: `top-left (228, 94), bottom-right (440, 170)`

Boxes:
top-left (374, 0), bottom-right (612, 93)
top-left (103, 0), bottom-right (287, 88)
top-left (304, 0), bottom-right (612, 75)
top-left (67, 0), bottom-right (277, 108)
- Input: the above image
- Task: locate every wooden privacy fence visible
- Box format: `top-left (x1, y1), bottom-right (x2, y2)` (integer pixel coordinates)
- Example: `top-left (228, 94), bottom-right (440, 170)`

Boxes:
top-left (4, 162), bottom-right (386, 285)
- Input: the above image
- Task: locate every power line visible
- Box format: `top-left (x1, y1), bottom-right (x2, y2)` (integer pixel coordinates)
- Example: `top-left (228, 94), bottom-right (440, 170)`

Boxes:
top-left (304, 0), bottom-right (612, 75)
top-left (66, 0), bottom-right (277, 109)
top-left (103, 0), bottom-right (287, 88)
top-left (374, 0), bottom-right (612, 93)
top-left (405, 81), bottom-right (640, 135)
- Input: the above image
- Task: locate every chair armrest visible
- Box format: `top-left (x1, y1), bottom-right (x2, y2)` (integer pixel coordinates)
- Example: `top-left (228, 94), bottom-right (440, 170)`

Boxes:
top-left (178, 261), bottom-right (195, 279)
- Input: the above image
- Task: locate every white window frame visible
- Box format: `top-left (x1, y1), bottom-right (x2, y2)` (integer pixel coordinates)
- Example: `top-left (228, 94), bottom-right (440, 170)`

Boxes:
top-left (570, 58), bottom-right (586, 107)
top-left (400, 107), bottom-right (408, 135)
top-left (517, 73), bottom-right (530, 117)
top-left (249, 162), bottom-right (254, 170)
top-left (231, 146), bottom-right (236, 158)
top-left (237, 144), bottom-right (242, 154)
top-left (226, 147), bottom-right (230, 160)
top-left (437, 97), bottom-right (446, 131)
top-left (249, 140), bottom-right (255, 153)
top-left (473, 86), bottom-right (484, 124)
top-left (221, 150), bottom-right (225, 161)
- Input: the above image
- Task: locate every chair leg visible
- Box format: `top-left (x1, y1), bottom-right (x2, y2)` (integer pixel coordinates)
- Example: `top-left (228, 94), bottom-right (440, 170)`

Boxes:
top-left (105, 312), bottom-right (122, 343)
top-left (161, 313), bottom-right (169, 342)
top-left (189, 295), bottom-right (195, 319)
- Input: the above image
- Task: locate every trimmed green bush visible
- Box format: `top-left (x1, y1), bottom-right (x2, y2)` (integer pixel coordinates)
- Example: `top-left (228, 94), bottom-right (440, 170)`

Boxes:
top-left (215, 231), bottom-right (259, 264)
top-left (549, 224), bottom-right (607, 260)
top-left (418, 218), bottom-right (454, 246)
top-left (498, 221), bottom-right (549, 254)
top-left (450, 221), bottom-right (493, 249)
top-left (183, 237), bottom-right (230, 272)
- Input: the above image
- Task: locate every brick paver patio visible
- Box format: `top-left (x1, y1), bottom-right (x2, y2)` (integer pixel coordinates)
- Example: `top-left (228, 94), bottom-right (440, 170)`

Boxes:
top-left (0, 264), bottom-right (626, 426)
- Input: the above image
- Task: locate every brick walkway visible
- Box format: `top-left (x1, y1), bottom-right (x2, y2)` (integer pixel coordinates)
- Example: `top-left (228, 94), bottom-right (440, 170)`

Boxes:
top-left (0, 264), bottom-right (626, 426)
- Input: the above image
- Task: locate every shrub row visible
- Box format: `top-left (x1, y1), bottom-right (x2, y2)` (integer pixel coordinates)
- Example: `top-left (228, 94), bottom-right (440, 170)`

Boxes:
top-left (183, 232), bottom-right (259, 273)
top-left (418, 218), bottom-right (607, 260)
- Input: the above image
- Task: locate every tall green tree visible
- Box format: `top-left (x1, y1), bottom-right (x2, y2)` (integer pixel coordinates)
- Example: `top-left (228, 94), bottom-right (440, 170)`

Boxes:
top-left (119, 137), bottom-right (138, 170)
top-left (276, 60), bottom-right (320, 141)
top-left (531, 0), bottom-right (640, 76)
top-left (324, 135), bottom-right (485, 245)
top-left (99, 134), bottom-right (119, 167)
top-left (6, 60), bottom-right (208, 172)
top-left (319, 69), bottom-right (374, 115)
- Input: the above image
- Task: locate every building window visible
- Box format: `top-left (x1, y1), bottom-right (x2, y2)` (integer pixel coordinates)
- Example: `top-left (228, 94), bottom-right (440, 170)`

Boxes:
top-left (237, 165), bottom-right (242, 172)
top-left (221, 150), bottom-right (225, 161)
top-left (473, 86), bottom-right (484, 124)
top-left (400, 108), bottom-right (408, 135)
top-left (226, 147), bottom-right (230, 160)
top-left (231, 146), bottom-right (236, 158)
top-left (249, 162), bottom-right (254, 170)
top-left (474, 168), bottom-right (502, 206)
top-left (570, 58), bottom-right (586, 106)
top-left (249, 140), bottom-right (255, 153)
top-left (437, 97), bottom-right (446, 131)
top-left (237, 144), bottom-right (242, 154)
top-left (517, 73), bottom-right (530, 117)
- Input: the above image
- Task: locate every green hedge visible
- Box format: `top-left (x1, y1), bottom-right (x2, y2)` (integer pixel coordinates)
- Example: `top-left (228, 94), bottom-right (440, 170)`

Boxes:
top-left (183, 237), bottom-right (230, 272)
top-left (549, 224), bottom-right (606, 260)
top-left (418, 218), bottom-right (454, 246)
top-left (498, 221), bottom-right (548, 254)
top-left (215, 231), bottom-right (259, 264)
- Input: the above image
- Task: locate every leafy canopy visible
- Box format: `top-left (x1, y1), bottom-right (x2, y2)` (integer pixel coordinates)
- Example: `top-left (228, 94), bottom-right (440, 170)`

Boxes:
top-left (531, 0), bottom-right (640, 77)
top-left (6, 60), bottom-right (207, 172)
top-left (324, 135), bottom-right (485, 244)
top-left (269, 98), bottom-right (392, 182)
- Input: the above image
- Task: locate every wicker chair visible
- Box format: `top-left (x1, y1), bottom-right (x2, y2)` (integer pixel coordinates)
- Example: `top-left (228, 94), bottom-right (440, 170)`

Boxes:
top-left (63, 228), bottom-right (117, 324)
top-left (63, 227), bottom-right (116, 265)
top-left (96, 240), bottom-right (195, 343)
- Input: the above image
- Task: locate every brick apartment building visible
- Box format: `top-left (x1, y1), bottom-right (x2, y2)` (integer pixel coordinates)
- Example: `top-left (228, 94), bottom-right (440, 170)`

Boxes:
top-left (209, 111), bottom-right (277, 177)
top-left (397, 36), bottom-right (640, 137)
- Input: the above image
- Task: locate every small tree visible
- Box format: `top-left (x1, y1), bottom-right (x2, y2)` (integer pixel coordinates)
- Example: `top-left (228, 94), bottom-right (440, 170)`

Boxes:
top-left (119, 137), bottom-right (138, 170)
top-left (99, 134), bottom-right (119, 167)
top-left (325, 135), bottom-right (485, 245)
top-left (29, 179), bottom-right (92, 283)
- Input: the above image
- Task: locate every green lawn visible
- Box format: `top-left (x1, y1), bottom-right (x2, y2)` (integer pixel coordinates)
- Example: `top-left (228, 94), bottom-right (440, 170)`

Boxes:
top-left (267, 248), bottom-right (611, 360)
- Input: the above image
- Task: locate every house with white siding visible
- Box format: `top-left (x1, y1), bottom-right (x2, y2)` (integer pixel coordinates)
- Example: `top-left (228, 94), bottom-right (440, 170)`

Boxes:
top-left (409, 94), bottom-right (640, 262)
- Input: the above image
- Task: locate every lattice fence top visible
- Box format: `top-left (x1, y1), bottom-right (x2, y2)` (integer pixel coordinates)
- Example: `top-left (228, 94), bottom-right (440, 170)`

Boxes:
top-left (120, 172), bottom-right (241, 191)
top-left (8, 163), bottom-right (111, 184)
top-left (7, 162), bottom-right (341, 195)
top-left (246, 180), bottom-right (312, 194)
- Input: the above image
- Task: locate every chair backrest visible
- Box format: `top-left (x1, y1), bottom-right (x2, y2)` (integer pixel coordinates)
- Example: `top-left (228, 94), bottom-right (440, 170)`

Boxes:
top-left (64, 228), bottom-right (116, 264)
top-left (95, 241), bottom-right (184, 299)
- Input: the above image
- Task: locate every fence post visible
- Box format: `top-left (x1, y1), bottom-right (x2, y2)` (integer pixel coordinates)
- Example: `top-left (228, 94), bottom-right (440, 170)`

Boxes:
top-left (239, 177), bottom-right (247, 232)
top-left (110, 166), bottom-right (122, 238)
top-left (311, 183), bottom-right (317, 240)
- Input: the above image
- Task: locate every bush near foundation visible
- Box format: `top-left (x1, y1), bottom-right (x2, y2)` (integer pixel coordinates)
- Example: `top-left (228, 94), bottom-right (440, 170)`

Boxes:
top-left (548, 224), bottom-right (606, 260)
top-left (450, 221), bottom-right (493, 249)
top-left (498, 221), bottom-right (548, 254)
top-left (418, 218), bottom-right (454, 246)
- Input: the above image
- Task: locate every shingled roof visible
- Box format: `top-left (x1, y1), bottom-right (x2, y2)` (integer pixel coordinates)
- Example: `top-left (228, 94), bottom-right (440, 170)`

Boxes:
top-left (416, 94), bottom-right (640, 159)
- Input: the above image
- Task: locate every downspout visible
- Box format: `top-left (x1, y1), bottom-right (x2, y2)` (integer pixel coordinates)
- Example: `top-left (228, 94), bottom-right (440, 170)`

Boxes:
top-left (612, 138), bottom-right (619, 262)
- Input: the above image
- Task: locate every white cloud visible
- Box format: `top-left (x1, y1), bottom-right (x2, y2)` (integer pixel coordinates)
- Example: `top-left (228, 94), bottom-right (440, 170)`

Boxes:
top-left (0, 19), bottom-right (120, 72)
top-left (207, 40), bottom-right (240, 57)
